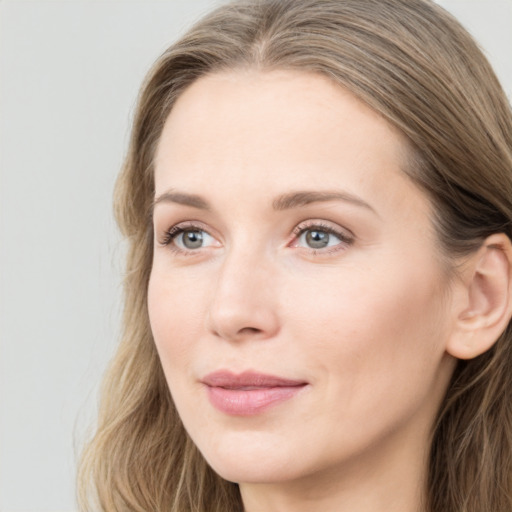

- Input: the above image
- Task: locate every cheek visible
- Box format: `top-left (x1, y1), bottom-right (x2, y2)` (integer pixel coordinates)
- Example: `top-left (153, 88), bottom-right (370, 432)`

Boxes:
top-left (287, 260), bottom-right (446, 344)
top-left (284, 261), bottom-right (450, 414)
top-left (147, 268), bottom-right (206, 372)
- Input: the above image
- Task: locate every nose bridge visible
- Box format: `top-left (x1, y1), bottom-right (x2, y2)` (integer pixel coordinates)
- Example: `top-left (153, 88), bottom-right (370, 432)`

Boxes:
top-left (207, 240), bottom-right (279, 341)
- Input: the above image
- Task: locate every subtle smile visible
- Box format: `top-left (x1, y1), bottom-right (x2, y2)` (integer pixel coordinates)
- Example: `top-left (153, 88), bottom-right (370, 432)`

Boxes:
top-left (201, 371), bottom-right (309, 416)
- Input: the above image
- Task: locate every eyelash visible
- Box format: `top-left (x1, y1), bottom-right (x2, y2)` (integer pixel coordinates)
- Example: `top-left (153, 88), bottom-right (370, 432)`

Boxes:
top-left (291, 221), bottom-right (354, 254)
top-left (158, 220), bottom-right (354, 255)
top-left (159, 222), bottom-right (209, 251)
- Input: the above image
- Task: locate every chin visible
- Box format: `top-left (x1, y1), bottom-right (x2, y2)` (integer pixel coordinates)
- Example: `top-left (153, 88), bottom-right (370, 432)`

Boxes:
top-left (206, 457), bottom-right (299, 485)
top-left (195, 432), bottom-right (307, 484)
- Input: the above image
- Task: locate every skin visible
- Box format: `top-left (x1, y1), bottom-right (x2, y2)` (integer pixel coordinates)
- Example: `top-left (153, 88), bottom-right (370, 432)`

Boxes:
top-left (148, 70), bottom-right (460, 512)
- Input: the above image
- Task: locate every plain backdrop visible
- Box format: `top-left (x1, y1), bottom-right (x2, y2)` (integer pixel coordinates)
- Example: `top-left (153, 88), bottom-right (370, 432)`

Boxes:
top-left (1, 1), bottom-right (511, 511)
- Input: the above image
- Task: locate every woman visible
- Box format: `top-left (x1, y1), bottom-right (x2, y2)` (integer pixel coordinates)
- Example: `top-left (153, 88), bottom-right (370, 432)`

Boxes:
top-left (78, 0), bottom-right (512, 511)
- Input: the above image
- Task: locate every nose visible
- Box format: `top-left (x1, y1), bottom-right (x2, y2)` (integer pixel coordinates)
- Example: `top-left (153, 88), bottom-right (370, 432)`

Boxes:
top-left (207, 248), bottom-right (280, 342)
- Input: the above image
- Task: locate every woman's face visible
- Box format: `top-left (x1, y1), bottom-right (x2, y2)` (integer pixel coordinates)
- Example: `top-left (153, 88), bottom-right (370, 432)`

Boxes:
top-left (149, 70), bottom-right (457, 486)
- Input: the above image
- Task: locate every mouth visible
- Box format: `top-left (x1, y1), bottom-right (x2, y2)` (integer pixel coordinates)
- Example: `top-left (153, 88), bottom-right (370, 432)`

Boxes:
top-left (201, 370), bottom-right (308, 416)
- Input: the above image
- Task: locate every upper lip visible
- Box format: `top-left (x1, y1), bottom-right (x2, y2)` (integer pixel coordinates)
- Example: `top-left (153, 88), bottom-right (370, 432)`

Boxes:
top-left (201, 370), bottom-right (307, 389)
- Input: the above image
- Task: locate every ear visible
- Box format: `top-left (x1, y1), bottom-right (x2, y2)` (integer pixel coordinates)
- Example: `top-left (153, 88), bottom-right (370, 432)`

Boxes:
top-left (447, 233), bottom-right (512, 360)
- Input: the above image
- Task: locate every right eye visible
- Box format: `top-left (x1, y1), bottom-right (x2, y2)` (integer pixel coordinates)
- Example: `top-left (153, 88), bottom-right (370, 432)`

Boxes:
top-left (161, 224), bottom-right (219, 253)
top-left (174, 229), bottom-right (215, 250)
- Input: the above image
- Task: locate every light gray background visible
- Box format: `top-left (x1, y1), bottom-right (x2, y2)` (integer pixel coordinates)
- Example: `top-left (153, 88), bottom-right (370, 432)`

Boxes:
top-left (1, 1), bottom-right (511, 511)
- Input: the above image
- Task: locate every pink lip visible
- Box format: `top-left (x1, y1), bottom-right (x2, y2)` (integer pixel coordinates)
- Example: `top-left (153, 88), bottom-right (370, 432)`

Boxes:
top-left (201, 370), bottom-right (308, 416)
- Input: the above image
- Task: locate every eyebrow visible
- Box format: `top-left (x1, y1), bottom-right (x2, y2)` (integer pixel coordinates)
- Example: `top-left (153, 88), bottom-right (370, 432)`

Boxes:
top-left (153, 189), bottom-right (377, 215)
top-left (153, 191), bottom-right (211, 211)
top-left (272, 190), bottom-right (377, 214)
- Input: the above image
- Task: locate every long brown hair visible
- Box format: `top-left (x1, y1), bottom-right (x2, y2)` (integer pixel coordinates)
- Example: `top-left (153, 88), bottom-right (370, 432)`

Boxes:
top-left (78, 1), bottom-right (512, 510)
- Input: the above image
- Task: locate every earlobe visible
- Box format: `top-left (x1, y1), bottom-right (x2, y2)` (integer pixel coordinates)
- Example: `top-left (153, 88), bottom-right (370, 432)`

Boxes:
top-left (447, 233), bottom-right (512, 360)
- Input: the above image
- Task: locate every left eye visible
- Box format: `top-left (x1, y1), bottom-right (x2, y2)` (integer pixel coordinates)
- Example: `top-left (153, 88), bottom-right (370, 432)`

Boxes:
top-left (173, 229), bottom-right (216, 250)
top-left (297, 228), bottom-right (343, 249)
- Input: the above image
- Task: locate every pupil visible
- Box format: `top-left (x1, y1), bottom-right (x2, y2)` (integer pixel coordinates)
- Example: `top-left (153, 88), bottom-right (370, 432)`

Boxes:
top-left (183, 230), bottom-right (203, 249)
top-left (306, 230), bottom-right (329, 249)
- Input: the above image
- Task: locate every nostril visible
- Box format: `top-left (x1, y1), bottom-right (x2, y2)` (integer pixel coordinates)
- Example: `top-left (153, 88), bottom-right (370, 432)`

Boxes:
top-left (211, 324), bottom-right (268, 341)
top-left (239, 327), bottom-right (262, 335)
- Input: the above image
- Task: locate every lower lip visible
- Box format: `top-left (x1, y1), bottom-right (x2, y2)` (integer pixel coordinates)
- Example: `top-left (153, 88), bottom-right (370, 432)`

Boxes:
top-left (206, 385), bottom-right (306, 416)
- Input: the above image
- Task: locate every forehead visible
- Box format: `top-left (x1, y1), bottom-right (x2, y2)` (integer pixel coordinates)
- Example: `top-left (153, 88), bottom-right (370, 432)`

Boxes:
top-left (156, 69), bottom-right (408, 169)
top-left (154, 69), bottom-right (425, 218)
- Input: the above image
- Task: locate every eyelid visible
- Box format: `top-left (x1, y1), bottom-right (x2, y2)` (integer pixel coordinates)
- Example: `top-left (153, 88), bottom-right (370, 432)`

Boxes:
top-left (157, 220), bottom-right (220, 249)
top-left (289, 219), bottom-right (355, 252)
top-left (292, 219), bottom-right (354, 238)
